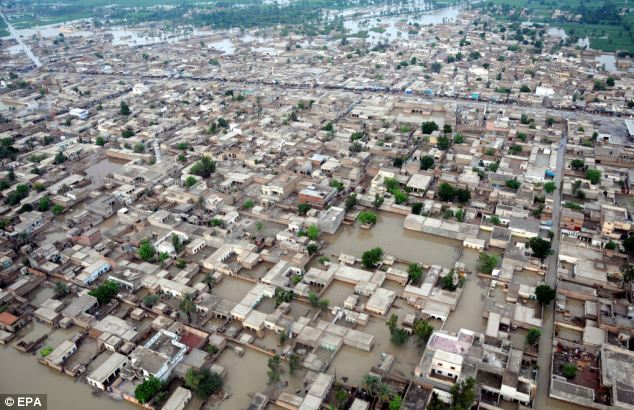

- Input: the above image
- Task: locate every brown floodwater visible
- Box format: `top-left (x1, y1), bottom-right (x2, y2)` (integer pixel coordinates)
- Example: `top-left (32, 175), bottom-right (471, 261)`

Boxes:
top-left (321, 211), bottom-right (462, 267)
top-left (0, 324), bottom-right (137, 410)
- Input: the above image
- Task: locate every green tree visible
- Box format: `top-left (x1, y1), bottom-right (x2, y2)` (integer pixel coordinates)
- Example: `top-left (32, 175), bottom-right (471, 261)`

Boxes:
top-left (345, 193), bottom-right (357, 212)
top-left (184, 368), bottom-right (223, 399)
top-left (143, 294), bottom-right (159, 307)
top-left (54, 151), bottom-right (66, 165)
top-left (586, 169), bottom-right (601, 185)
top-left (413, 319), bottom-right (433, 347)
top-left (372, 194), bottom-right (384, 208)
top-left (135, 376), bottom-right (162, 403)
top-left (526, 328), bottom-right (541, 347)
top-left (544, 181), bottom-right (556, 193)
top-left (421, 121), bottom-right (439, 134)
top-left (202, 273), bottom-right (215, 289)
top-left (570, 159), bottom-right (585, 170)
top-left (95, 136), bottom-right (106, 146)
top-left (51, 204), bottom-right (64, 215)
top-left (420, 155), bottom-right (435, 170)
top-left (436, 135), bottom-right (451, 150)
top-left (120, 101), bottom-right (131, 116)
top-left (172, 233), bottom-right (183, 254)
top-left (389, 395), bottom-right (402, 410)
top-left (358, 211), bottom-right (377, 225)
top-left (450, 377), bottom-right (476, 410)
top-left (184, 176), bottom-right (197, 187)
top-left (267, 354), bottom-right (281, 384)
top-left (88, 280), bottom-right (119, 305)
top-left (535, 284), bottom-right (556, 305)
top-left (138, 239), bottom-right (156, 261)
top-left (306, 224), bottom-right (320, 240)
top-left (243, 199), bottom-right (254, 210)
top-left (408, 263), bottom-right (423, 284)
top-left (38, 196), bottom-right (51, 212)
top-left (190, 156), bottom-right (216, 178)
top-left (562, 363), bottom-right (577, 379)
top-left (477, 253), bottom-right (499, 274)
top-left (361, 247), bottom-right (383, 269)
top-left (506, 178), bottom-right (521, 189)
top-left (490, 215), bottom-right (501, 226)
top-left (528, 237), bottom-right (552, 260)
top-left (298, 203), bottom-right (311, 216)
top-left (289, 353), bottom-right (300, 375)
top-left (54, 281), bottom-right (68, 297)
top-left (438, 182), bottom-right (455, 202)
top-left (179, 293), bottom-right (196, 322)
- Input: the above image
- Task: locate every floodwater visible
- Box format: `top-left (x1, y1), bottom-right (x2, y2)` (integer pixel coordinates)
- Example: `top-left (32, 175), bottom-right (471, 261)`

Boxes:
top-left (322, 211), bottom-right (462, 267)
top-left (84, 157), bottom-right (128, 190)
top-left (0, 325), bottom-right (136, 410)
top-left (343, 5), bottom-right (460, 46)
top-left (443, 272), bottom-right (487, 334)
top-left (213, 348), bottom-right (271, 409)
top-left (211, 276), bottom-right (256, 304)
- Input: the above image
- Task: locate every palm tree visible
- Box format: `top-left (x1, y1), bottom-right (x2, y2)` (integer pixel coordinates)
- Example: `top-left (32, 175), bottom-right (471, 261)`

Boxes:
top-left (179, 293), bottom-right (196, 323)
top-left (362, 374), bottom-right (380, 397)
top-left (202, 273), bottom-right (214, 290)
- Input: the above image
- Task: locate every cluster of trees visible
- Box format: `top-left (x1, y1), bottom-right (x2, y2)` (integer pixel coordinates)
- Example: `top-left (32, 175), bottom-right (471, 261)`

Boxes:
top-left (361, 247), bottom-right (383, 269)
top-left (88, 280), bottom-right (119, 305)
top-left (190, 156), bottom-right (216, 178)
top-left (477, 253), bottom-right (499, 275)
top-left (385, 177), bottom-right (407, 205)
top-left (308, 291), bottom-right (329, 310)
top-left (437, 182), bottom-right (470, 203)
top-left (184, 368), bottom-right (223, 399)
top-left (358, 211), bottom-right (377, 225)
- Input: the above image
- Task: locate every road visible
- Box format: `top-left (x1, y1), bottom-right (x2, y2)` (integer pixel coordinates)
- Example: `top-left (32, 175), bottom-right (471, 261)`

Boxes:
top-left (39, 69), bottom-right (626, 122)
top-left (0, 8), bottom-right (42, 68)
top-left (534, 120), bottom-right (567, 409)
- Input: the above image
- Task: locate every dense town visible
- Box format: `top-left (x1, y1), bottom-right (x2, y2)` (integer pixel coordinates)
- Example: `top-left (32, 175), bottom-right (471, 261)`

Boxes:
top-left (1, 1), bottom-right (634, 410)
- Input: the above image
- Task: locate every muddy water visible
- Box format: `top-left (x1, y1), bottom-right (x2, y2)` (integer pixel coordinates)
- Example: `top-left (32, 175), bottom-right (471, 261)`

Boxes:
top-left (322, 211), bottom-right (461, 267)
top-left (211, 276), bottom-right (255, 304)
top-left (212, 348), bottom-right (271, 409)
top-left (0, 325), bottom-right (137, 410)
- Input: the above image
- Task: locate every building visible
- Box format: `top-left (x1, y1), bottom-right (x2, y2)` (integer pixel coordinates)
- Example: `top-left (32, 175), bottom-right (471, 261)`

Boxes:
top-left (129, 329), bottom-right (187, 381)
top-left (87, 352), bottom-right (129, 390)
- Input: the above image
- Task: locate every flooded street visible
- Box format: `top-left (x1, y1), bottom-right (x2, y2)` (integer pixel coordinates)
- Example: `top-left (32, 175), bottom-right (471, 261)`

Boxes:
top-left (213, 348), bottom-right (271, 409)
top-left (0, 327), bottom-right (136, 410)
top-left (322, 211), bottom-right (462, 267)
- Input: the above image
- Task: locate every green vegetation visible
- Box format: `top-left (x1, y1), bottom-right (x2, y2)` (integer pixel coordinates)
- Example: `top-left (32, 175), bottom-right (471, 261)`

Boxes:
top-left (267, 354), bottom-right (281, 384)
top-left (407, 263), bottom-right (423, 284)
top-left (526, 328), bottom-right (541, 347)
top-left (586, 169), bottom-right (601, 185)
top-left (135, 376), bottom-right (162, 404)
top-left (562, 363), bottom-right (578, 379)
top-left (190, 156), bottom-right (216, 178)
top-left (361, 247), bottom-right (383, 269)
top-left (358, 211), bottom-right (377, 225)
top-left (298, 203), bottom-right (311, 215)
top-left (40, 346), bottom-right (54, 357)
top-left (535, 284), bottom-right (556, 305)
top-left (477, 253), bottom-right (499, 274)
top-left (89, 280), bottom-right (119, 305)
top-left (528, 237), bottom-right (552, 260)
top-left (437, 182), bottom-right (471, 203)
top-left (184, 368), bottom-right (223, 399)
top-left (138, 239), bottom-right (156, 261)
top-left (544, 181), bottom-right (556, 193)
